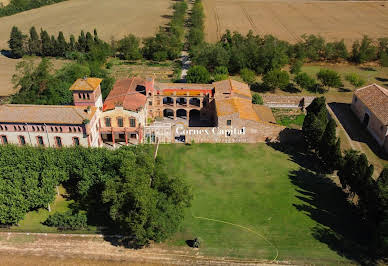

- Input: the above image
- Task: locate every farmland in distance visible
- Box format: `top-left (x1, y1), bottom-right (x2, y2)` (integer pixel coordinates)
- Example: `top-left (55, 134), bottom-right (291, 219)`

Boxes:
top-left (203, 0), bottom-right (388, 45)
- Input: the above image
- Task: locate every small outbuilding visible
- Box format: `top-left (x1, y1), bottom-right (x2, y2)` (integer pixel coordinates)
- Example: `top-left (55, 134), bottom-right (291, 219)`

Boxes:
top-left (351, 84), bottom-right (388, 153)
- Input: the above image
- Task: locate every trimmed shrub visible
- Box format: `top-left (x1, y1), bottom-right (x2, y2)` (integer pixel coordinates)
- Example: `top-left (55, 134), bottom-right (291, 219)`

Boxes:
top-left (44, 211), bottom-right (87, 230)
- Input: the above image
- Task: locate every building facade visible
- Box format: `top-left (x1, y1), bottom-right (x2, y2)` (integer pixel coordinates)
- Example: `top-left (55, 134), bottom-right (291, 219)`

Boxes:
top-left (0, 76), bottom-right (289, 147)
top-left (351, 84), bottom-right (388, 153)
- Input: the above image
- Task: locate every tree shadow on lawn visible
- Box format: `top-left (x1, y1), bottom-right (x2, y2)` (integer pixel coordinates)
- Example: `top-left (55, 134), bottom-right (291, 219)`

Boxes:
top-left (266, 140), bottom-right (378, 264)
top-left (328, 102), bottom-right (388, 161)
top-left (290, 168), bottom-right (377, 265)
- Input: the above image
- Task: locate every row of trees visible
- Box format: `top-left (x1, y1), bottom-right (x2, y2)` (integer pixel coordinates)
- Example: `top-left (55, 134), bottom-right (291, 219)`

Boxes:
top-left (8, 26), bottom-right (110, 59)
top-left (8, 0), bottom-right (187, 61)
top-left (142, 0), bottom-right (187, 61)
top-left (0, 145), bottom-right (192, 246)
top-left (187, 0), bottom-right (205, 49)
top-left (302, 97), bottom-right (388, 255)
top-left (189, 31), bottom-right (388, 77)
top-left (0, 0), bottom-right (67, 17)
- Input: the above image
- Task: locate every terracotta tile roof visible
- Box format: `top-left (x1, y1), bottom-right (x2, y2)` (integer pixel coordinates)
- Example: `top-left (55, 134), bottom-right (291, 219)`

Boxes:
top-left (103, 77), bottom-right (147, 112)
top-left (253, 105), bottom-right (276, 123)
top-left (0, 104), bottom-right (96, 124)
top-left (355, 84), bottom-right (388, 124)
top-left (216, 98), bottom-right (260, 122)
top-left (213, 79), bottom-right (252, 100)
top-left (69, 78), bottom-right (102, 91)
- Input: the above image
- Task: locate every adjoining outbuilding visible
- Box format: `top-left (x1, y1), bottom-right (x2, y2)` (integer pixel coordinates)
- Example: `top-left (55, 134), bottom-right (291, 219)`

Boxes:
top-left (351, 84), bottom-right (388, 153)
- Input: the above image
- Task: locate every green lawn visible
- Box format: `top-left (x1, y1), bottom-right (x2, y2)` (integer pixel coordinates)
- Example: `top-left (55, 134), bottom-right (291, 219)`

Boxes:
top-left (272, 109), bottom-right (305, 129)
top-left (5, 186), bottom-right (97, 234)
top-left (159, 143), bottom-right (366, 264)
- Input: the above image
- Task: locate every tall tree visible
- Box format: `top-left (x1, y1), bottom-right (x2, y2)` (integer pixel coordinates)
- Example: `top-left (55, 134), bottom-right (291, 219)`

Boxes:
top-left (319, 119), bottom-right (342, 172)
top-left (77, 30), bottom-right (87, 52)
top-left (27, 26), bottom-right (40, 56)
top-left (8, 26), bottom-right (26, 58)
top-left (56, 31), bottom-right (68, 57)
top-left (40, 29), bottom-right (52, 57)
top-left (302, 97), bottom-right (328, 150)
top-left (69, 34), bottom-right (76, 51)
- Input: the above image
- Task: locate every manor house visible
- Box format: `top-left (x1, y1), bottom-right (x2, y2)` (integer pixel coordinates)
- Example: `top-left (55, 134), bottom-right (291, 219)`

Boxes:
top-left (0, 77), bottom-right (283, 147)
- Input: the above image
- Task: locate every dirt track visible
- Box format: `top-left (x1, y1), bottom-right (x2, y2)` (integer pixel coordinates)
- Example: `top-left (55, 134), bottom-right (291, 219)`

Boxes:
top-left (0, 232), bottom-right (286, 265)
top-left (203, 0), bottom-right (388, 45)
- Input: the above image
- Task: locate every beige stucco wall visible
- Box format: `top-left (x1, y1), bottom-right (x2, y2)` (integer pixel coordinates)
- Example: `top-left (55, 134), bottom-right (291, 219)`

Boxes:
top-left (351, 95), bottom-right (387, 146)
top-left (0, 129), bottom-right (89, 147)
top-left (101, 106), bottom-right (146, 128)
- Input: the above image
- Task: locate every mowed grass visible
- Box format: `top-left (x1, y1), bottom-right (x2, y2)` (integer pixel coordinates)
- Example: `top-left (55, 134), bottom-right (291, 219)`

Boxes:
top-left (5, 186), bottom-right (97, 234)
top-left (159, 144), bottom-right (351, 264)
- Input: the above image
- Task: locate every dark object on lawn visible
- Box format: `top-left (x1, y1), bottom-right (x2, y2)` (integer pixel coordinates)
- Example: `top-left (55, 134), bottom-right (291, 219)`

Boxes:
top-left (193, 237), bottom-right (201, 248)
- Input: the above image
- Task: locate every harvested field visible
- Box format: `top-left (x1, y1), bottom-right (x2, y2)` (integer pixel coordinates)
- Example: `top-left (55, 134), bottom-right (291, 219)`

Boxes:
top-left (0, 54), bottom-right (69, 96)
top-left (0, 0), bottom-right (172, 49)
top-left (0, 0), bottom-right (10, 6)
top-left (203, 0), bottom-right (388, 45)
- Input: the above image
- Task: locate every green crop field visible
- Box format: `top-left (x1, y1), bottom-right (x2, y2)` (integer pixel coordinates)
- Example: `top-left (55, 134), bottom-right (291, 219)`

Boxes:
top-left (159, 143), bottom-right (369, 264)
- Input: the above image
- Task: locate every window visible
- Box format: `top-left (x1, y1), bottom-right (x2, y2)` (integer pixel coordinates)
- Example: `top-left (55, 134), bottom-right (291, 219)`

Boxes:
top-left (78, 93), bottom-right (81, 99)
top-left (105, 117), bottom-right (111, 127)
top-left (37, 136), bottom-right (44, 146)
top-left (117, 117), bottom-right (123, 127)
top-left (226, 131), bottom-right (231, 137)
top-left (82, 93), bottom-right (85, 99)
top-left (55, 136), bottom-right (62, 147)
top-left (149, 101), bottom-right (152, 106)
top-left (0, 126), bottom-right (3, 130)
top-left (130, 133), bottom-right (137, 139)
top-left (73, 137), bottom-right (80, 146)
top-left (227, 120), bottom-right (232, 126)
top-left (32, 126), bottom-right (36, 131)
top-left (69, 127), bottom-right (72, 132)
top-left (130, 118), bottom-right (136, 127)
top-left (87, 93), bottom-right (90, 100)
top-left (18, 135), bottom-right (26, 145)
top-left (1, 135), bottom-right (8, 144)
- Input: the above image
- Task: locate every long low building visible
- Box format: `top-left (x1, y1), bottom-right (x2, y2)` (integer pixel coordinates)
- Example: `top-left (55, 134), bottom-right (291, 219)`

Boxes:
top-left (0, 76), bottom-right (286, 147)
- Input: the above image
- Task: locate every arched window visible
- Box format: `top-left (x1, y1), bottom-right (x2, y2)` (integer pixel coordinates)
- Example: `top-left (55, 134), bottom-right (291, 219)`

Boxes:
top-left (55, 127), bottom-right (58, 132)
top-left (41, 126), bottom-right (44, 131)
top-left (60, 127), bottom-right (63, 132)
top-left (51, 127), bottom-right (53, 132)
top-left (32, 126), bottom-right (36, 131)
top-left (13, 126), bottom-right (17, 131)
top-left (78, 93), bottom-right (82, 99)
top-left (87, 93), bottom-right (90, 100)
top-left (69, 127), bottom-right (72, 132)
